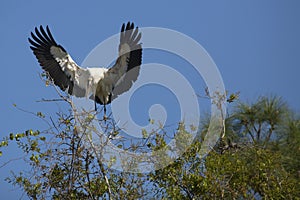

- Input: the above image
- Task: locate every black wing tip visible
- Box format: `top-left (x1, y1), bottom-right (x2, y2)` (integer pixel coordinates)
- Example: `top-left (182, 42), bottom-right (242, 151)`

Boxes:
top-left (121, 23), bottom-right (125, 32)
top-left (120, 21), bottom-right (142, 44)
top-left (33, 25), bottom-right (49, 35)
top-left (45, 25), bottom-right (51, 34)
top-left (35, 25), bottom-right (49, 31)
top-left (30, 25), bottom-right (51, 37)
top-left (28, 25), bottom-right (61, 50)
top-left (28, 37), bottom-right (33, 44)
top-left (30, 25), bottom-right (48, 42)
top-left (121, 21), bottom-right (136, 32)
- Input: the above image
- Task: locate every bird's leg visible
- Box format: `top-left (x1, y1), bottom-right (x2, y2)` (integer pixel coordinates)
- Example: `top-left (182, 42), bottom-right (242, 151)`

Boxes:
top-left (94, 100), bottom-right (97, 111)
top-left (103, 104), bottom-right (107, 121)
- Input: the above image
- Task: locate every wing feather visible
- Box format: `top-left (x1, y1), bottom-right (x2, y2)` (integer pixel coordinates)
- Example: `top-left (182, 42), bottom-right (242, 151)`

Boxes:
top-left (95, 22), bottom-right (142, 104)
top-left (28, 26), bottom-right (79, 95)
top-left (35, 27), bottom-right (49, 45)
top-left (40, 26), bottom-right (54, 44)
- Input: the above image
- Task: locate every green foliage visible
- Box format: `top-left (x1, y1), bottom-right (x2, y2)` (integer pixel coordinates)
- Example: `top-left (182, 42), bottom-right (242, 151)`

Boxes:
top-left (233, 96), bottom-right (289, 144)
top-left (1, 109), bottom-right (151, 199)
top-left (150, 96), bottom-right (299, 199)
top-left (1, 95), bottom-right (299, 199)
top-left (276, 117), bottom-right (300, 179)
top-left (151, 141), bottom-right (299, 199)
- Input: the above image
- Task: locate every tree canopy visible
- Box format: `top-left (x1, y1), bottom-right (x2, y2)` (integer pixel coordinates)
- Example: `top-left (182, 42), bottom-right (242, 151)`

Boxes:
top-left (1, 95), bottom-right (299, 199)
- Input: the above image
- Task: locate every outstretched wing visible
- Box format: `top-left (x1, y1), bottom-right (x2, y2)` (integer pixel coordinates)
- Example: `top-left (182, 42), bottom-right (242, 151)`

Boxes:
top-left (28, 26), bottom-right (86, 97)
top-left (95, 22), bottom-right (142, 104)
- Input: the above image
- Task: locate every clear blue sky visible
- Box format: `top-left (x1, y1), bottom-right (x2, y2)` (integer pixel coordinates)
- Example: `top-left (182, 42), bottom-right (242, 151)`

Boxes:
top-left (1, 0), bottom-right (300, 198)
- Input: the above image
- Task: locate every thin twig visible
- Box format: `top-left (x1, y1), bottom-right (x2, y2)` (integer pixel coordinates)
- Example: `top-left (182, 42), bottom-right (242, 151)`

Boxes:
top-left (36, 98), bottom-right (66, 102)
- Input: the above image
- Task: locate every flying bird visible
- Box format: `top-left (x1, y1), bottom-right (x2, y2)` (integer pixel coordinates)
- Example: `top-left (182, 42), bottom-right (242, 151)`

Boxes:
top-left (28, 22), bottom-right (142, 118)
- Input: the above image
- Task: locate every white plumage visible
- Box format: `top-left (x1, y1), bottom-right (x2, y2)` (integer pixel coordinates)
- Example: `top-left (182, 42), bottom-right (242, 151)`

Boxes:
top-left (29, 22), bottom-right (142, 115)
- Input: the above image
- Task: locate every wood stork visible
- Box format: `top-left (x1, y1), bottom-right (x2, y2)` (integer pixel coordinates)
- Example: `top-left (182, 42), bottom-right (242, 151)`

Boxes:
top-left (28, 22), bottom-right (142, 117)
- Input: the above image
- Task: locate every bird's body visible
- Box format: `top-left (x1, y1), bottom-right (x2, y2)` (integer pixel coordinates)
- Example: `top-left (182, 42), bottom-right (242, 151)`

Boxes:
top-left (28, 22), bottom-right (142, 116)
top-left (77, 67), bottom-right (108, 98)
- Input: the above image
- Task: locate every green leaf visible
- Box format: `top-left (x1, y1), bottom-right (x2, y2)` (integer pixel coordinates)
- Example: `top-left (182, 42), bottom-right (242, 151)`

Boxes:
top-left (149, 119), bottom-right (155, 124)
top-left (36, 112), bottom-right (45, 118)
top-left (142, 129), bottom-right (148, 138)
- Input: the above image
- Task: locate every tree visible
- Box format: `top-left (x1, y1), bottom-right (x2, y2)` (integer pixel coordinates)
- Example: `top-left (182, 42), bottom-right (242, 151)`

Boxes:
top-left (150, 96), bottom-right (300, 199)
top-left (1, 94), bottom-right (299, 199)
top-left (2, 99), bottom-right (152, 199)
